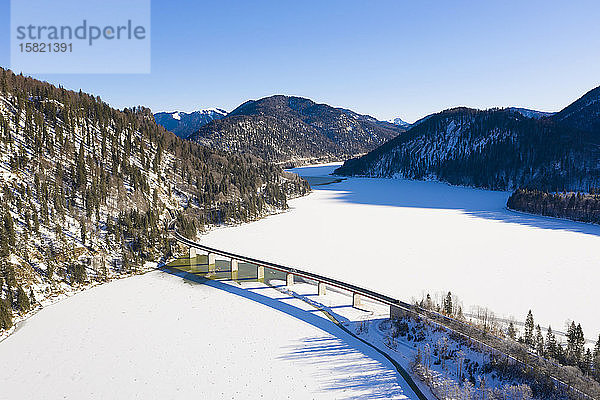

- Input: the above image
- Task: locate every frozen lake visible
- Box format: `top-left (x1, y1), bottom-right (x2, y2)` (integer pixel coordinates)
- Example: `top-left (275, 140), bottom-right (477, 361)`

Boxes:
top-left (202, 164), bottom-right (600, 340)
top-left (0, 271), bottom-right (417, 399)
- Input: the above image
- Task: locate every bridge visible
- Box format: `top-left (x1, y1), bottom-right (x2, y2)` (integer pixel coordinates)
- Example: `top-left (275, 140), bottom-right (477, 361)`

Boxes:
top-left (171, 230), bottom-right (410, 319)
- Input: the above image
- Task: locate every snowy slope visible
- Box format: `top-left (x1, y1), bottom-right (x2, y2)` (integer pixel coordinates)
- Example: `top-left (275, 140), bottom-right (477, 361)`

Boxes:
top-left (507, 107), bottom-right (555, 119)
top-left (388, 117), bottom-right (412, 128)
top-left (154, 108), bottom-right (227, 138)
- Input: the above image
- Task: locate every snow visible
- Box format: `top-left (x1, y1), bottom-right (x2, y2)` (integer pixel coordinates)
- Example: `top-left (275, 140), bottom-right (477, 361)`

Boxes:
top-left (388, 117), bottom-right (412, 128)
top-left (161, 108), bottom-right (227, 119)
top-left (0, 270), bottom-right (418, 399)
top-left (201, 107), bottom-right (227, 115)
top-left (200, 164), bottom-right (600, 342)
top-left (507, 107), bottom-right (555, 119)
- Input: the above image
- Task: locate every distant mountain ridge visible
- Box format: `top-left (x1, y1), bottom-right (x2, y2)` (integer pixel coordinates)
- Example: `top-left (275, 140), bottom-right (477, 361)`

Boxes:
top-left (335, 86), bottom-right (600, 192)
top-left (387, 117), bottom-right (412, 128)
top-left (187, 95), bottom-right (406, 166)
top-left (154, 108), bottom-right (227, 138)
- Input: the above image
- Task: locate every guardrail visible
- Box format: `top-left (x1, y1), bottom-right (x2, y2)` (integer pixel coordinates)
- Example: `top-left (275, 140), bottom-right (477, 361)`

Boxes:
top-left (167, 220), bottom-right (597, 400)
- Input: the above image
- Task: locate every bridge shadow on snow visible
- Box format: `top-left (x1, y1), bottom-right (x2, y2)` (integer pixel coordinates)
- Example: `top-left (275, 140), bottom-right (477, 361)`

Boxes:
top-left (278, 336), bottom-right (407, 400)
top-left (161, 266), bottom-right (412, 399)
top-left (311, 176), bottom-right (600, 238)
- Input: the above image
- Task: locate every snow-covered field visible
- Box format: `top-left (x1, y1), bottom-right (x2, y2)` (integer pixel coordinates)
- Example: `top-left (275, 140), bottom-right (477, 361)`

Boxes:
top-left (202, 164), bottom-right (600, 341)
top-left (0, 270), bottom-right (419, 400)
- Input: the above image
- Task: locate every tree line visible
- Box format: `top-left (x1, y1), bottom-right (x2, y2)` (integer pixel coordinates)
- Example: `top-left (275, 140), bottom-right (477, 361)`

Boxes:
top-left (507, 189), bottom-right (600, 224)
top-left (510, 310), bottom-right (600, 383)
top-left (415, 291), bottom-right (600, 396)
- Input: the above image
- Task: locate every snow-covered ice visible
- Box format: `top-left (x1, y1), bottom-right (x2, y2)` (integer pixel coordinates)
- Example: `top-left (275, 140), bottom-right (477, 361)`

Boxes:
top-left (201, 164), bottom-right (600, 341)
top-left (0, 270), bottom-right (418, 400)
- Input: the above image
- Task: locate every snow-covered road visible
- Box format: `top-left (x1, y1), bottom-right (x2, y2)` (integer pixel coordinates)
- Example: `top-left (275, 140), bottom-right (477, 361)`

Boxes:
top-left (201, 164), bottom-right (600, 340)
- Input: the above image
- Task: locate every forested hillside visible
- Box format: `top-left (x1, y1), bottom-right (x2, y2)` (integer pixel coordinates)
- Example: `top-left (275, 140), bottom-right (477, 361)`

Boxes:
top-left (335, 106), bottom-right (600, 192)
top-left (188, 95), bottom-right (404, 166)
top-left (552, 85), bottom-right (600, 133)
top-left (0, 68), bottom-right (308, 333)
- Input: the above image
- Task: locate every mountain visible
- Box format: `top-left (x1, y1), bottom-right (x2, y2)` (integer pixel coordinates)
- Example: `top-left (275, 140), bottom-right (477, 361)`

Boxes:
top-left (187, 95), bottom-right (405, 166)
top-left (552, 85), bottom-right (600, 133)
top-left (0, 68), bottom-right (308, 332)
top-left (388, 117), bottom-right (412, 129)
top-left (154, 108), bottom-right (227, 138)
top-left (335, 104), bottom-right (600, 192)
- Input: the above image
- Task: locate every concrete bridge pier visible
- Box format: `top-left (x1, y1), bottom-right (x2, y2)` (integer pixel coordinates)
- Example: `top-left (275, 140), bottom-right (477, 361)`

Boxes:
top-left (189, 247), bottom-right (199, 272)
top-left (207, 253), bottom-right (216, 272)
top-left (352, 293), bottom-right (361, 308)
top-left (318, 282), bottom-right (326, 296)
top-left (230, 259), bottom-right (239, 280)
top-left (286, 273), bottom-right (294, 286)
top-left (257, 265), bottom-right (265, 281)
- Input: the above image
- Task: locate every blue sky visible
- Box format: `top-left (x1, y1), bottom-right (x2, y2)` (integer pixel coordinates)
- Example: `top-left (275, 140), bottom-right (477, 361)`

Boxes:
top-left (1, 0), bottom-right (600, 122)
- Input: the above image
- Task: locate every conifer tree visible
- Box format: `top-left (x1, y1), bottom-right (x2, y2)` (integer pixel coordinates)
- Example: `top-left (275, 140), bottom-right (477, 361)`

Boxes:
top-left (75, 144), bottom-right (86, 191)
top-left (0, 298), bottom-right (11, 329)
top-left (80, 220), bottom-right (86, 245)
top-left (567, 322), bottom-right (586, 365)
top-left (555, 342), bottom-right (566, 363)
top-left (3, 206), bottom-right (15, 249)
top-left (535, 325), bottom-right (545, 356)
top-left (593, 334), bottom-right (600, 379)
top-left (583, 349), bottom-right (593, 374)
top-left (524, 310), bottom-right (534, 347)
top-left (425, 293), bottom-right (432, 310)
top-left (16, 285), bottom-right (30, 312)
top-left (567, 322), bottom-right (577, 363)
top-left (457, 305), bottom-right (464, 320)
top-left (46, 256), bottom-right (55, 281)
top-left (32, 211), bottom-right (39, 235)
top-left (507, 322), bottom-right (517, 340)
top-left (546, 326), bottom-right (557, 359)
top-left (443, 291), bottom-right (453, 316)
top-left (576, 324), bottom-right (586, 366)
